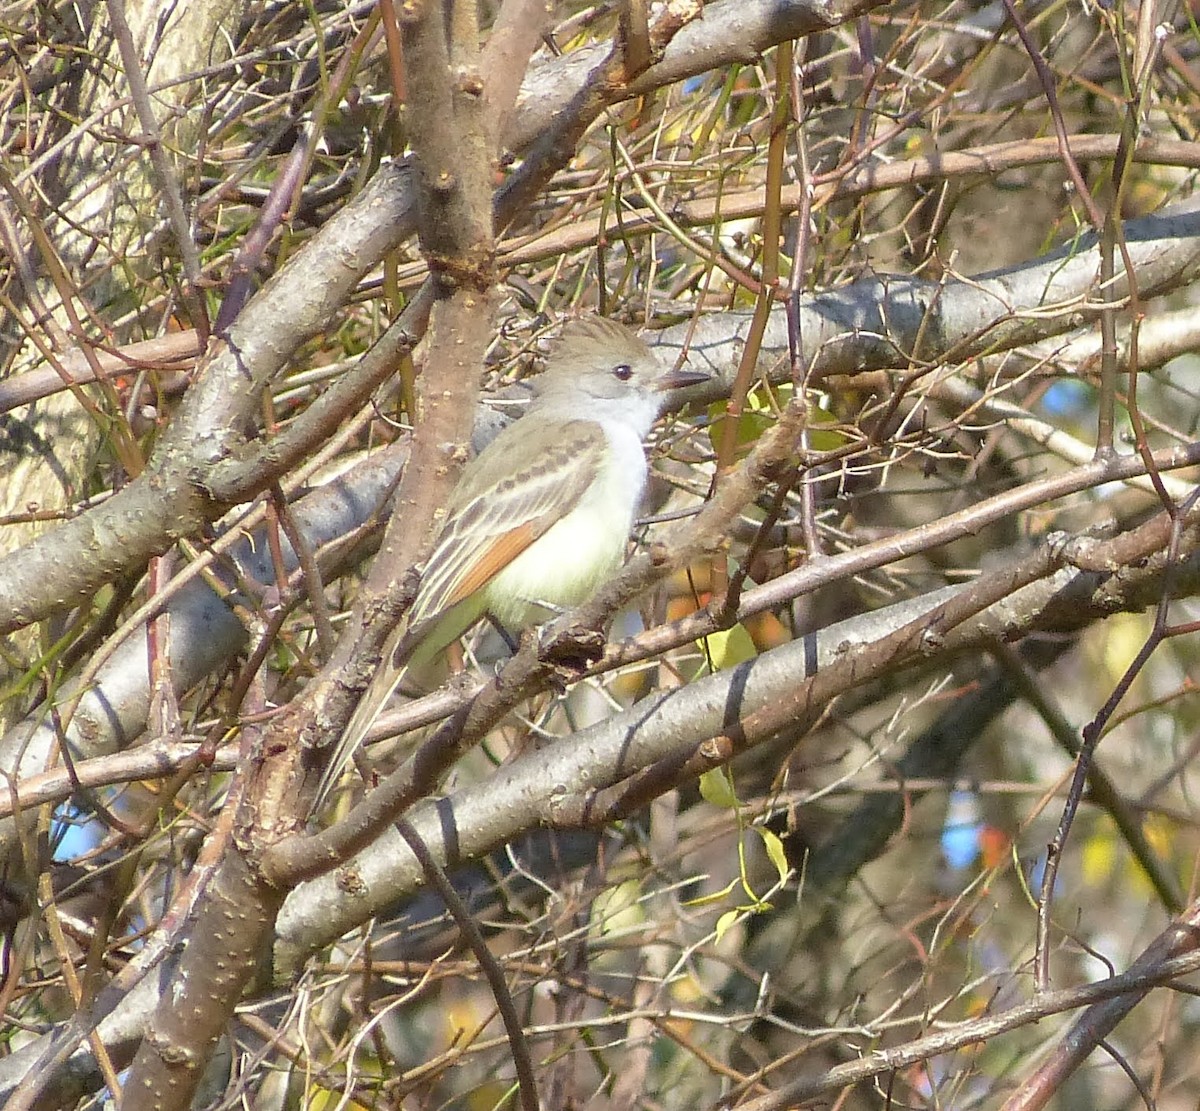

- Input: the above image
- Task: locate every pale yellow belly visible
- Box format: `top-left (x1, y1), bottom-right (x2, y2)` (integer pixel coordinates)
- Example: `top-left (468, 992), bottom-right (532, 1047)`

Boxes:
top-left (481, 501), bottom-right (629, 627)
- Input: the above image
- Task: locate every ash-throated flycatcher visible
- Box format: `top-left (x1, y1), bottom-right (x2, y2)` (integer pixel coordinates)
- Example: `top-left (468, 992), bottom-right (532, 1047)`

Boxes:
top-left (315, 315), bottom-right (706, 806)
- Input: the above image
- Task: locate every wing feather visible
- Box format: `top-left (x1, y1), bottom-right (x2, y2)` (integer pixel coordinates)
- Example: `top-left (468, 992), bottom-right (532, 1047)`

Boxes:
top-left (444, 521), bottom-right (537, 603)
top-left (409, 420), bottom-right (607, 626)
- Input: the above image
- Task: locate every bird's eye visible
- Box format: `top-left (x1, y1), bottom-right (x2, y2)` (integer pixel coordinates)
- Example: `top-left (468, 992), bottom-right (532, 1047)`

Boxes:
top-left (612, 363), bottom-right (633, 381)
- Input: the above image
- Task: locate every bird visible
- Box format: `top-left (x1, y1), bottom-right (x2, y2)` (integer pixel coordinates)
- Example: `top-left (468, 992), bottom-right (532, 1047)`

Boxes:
top-left (313, 315), bottom-right (707, 807)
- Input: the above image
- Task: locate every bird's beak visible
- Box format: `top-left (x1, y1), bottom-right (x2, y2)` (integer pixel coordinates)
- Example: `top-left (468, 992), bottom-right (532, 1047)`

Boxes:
top-left (654, 365), bottom-right (710, 392)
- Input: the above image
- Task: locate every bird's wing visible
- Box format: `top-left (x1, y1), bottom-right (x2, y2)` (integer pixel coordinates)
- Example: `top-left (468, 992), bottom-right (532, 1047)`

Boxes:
top-left (410, 419), bottom-right (607, 626)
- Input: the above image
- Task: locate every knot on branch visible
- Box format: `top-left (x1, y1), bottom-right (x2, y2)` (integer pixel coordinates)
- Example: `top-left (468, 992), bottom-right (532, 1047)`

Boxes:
top-left (650, 0), bottom-right (703, 54)
top-left (455, 67), bottom-right (485, 98)
top-left (426, 249), bottom-right (496, 293)
top-left (1059, 533), bottom-right (1119, 572)
top-left (539, 624), bottom-right (606, 675)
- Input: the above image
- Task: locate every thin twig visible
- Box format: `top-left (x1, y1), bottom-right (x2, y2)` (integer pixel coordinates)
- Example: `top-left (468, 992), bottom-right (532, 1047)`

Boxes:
top-left (394, 817), bottom-right (540, 1111)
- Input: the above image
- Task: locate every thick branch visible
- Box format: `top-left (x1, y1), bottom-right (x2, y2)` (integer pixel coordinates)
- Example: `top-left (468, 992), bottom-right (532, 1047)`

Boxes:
top-left (274, 512), bottom-right (1200, 965)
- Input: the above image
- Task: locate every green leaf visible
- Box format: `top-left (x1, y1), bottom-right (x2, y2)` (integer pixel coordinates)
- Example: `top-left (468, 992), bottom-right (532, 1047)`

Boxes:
top-left (707, 404), bottom-right (773, 457)
top-left (807, 401), bottom-right (850, 451)
top-left (699, 766), bottom-right (739, 809)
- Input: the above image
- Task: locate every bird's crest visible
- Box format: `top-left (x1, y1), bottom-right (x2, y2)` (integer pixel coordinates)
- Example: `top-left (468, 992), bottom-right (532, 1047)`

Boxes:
top-left (551, 315), bottom-right (652, 366)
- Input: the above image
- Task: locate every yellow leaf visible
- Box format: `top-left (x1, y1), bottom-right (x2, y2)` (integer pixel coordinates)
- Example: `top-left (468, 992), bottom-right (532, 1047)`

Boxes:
top-left (1081, 829), bottom-right (1116, 886)
top-left (591, 879), bottom-right (645, 935)
top-left (308, 1086), bottom-right (371, 1109)
top-left (1096, 612), bottom-right (1150, 683)
top-left (714, 908), bottom-right (741, 944)
top-left (684, 877), bottom-right (740, 908)
top-left (748, 382), bottom-right (793, 410)
top-left (756, 826), bottom-right (790, 884)
top-left (697, 623), bottom-right (758, 670)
